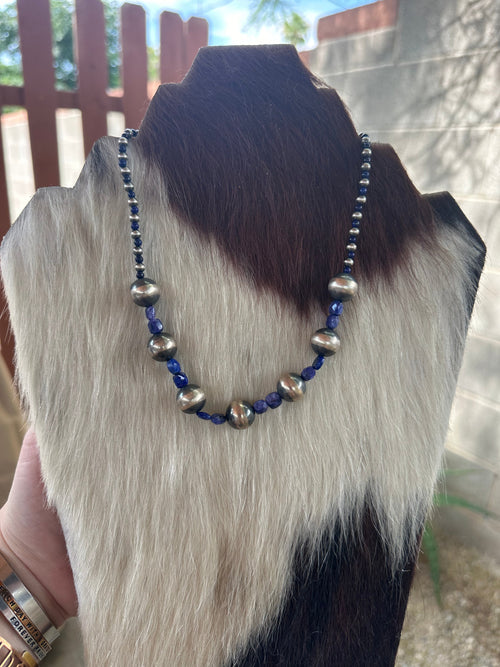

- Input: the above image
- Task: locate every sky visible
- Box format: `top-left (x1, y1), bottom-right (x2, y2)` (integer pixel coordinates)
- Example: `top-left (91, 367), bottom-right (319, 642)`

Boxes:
top-left (126, 1), bottom-right (370, 51)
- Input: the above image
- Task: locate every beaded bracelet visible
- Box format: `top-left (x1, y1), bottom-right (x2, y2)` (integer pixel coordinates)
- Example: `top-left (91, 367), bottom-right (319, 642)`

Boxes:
top-left (119, 130), bottom-right (371, 429)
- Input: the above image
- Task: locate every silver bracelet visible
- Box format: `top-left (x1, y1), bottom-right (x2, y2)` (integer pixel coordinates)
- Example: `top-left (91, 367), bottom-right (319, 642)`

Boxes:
top-left (0, 552), bottom-right (60, 651)
top-left (0, 592), bottom-right (47, 661)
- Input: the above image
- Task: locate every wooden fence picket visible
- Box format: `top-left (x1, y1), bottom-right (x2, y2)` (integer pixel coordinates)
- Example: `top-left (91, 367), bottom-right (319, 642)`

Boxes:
top-left (121, 3), bottom-right (148, 129)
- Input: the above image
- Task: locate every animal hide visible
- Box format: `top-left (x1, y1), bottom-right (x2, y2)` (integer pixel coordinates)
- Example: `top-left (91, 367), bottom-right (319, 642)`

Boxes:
top-left (0, 46), bottom-right (485, 666)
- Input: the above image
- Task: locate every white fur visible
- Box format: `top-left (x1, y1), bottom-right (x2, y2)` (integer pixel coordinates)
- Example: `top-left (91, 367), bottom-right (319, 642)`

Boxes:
top-left (0, 137), bottom-right (482, 665)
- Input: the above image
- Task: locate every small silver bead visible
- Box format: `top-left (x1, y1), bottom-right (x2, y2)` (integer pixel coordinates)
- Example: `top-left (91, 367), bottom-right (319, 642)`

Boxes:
top-left (328, 273), bottom-right (359, 301)
top-left (130, 278), bottom-right (160, 306)
top-left (176, 384), bottom-right (206, 414)
top-left (359, 178), bottom-right (370, 187)
top-left (120, 167), bottom-right (131, 175)
top-left (356, 196), bottom-right (366, 204)
top-left (128, 198), bottom-right (138, 206)
top-left (118, 152), bottom-right (128, 159)
top-left (349, 227), bottom-right (360, 236)
top-left (352, 211), bottom-right (362, 219)
top-left (347, 243), bottom-right (357, 251)
top-left (124, 182), bottom-right (135, 191)
top-left (118, 137), bottom-right (128, 145)
top-left (131, 230), bottom-right (141, 239)
top-left (129, 214), bottom-right (140, 222)
top-left (361, 162), bottom-right (371, 171)
top-left (148, 333), bottom-right (177, 361)
top-left (311, 328), bottom-right (341, 356)
top-left (344, 258), bottom-right (354, 267)
top-left (362, 148), bottom-right (372, 156)
top-left (226, 400), bottom-right (255, 429)
top-left (133, 246), bottom-right (143, 255)
top-left (134, 263), bottom-right (145, 271)
top-left (277, 373), bottom-right (306, 402)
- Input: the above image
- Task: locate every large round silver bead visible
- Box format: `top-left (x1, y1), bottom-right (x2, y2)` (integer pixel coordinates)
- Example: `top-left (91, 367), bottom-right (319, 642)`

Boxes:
top-left (277, 373), bottom-right (306, 402)
top-left (176, 384), bottom-right (206, 414)
top-left (130, 278), bottom-right (160, 307)
top-left (311, 328), bottom-right (341, 357)
top-left (148, 333), bottom-right (177, 361)
top-left (226, 400), bottom-right (255, 430)
top-left (327, 273), bottom-right (358, 301)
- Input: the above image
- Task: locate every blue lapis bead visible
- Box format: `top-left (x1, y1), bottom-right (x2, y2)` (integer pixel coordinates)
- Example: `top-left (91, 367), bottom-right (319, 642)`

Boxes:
top-left (136, 270), bottom-right (144, 279)
top-left (351, 220), bottom-right (360, 227)
top-left (359, 186), bottom-right (368, 195)
top-left (148, 318), bottom-right (163, 334)
top-left (167, 358), bottom-right (181, 374)
top-left (348, 251), bottom-right (355, 259)
top-left (134, 255), bottom-right (143, 264)
top-left (349, 235), bottom-right (358, 243)
top-left (131, 221), bottom-right (140, 230)
top-left (134, 238), bottom-right (142, 247)
top-left (197, 411), bottom-right (211, 420)
top-left (123, 174), bottom-right (132, 183)
top-left (329, 300), bottom-right (344, 316)
top-left (253, 399), bottom-right (268, 414)
top-left (173, 372), bottom-right (189, 388)
top-left (301, 366), bottom-right (316, 381)
top-left (118, 158), bottom-right (127, 167)
top-left (119, 144), bottom-right (127, 153)
top-left (130, 205), bottom-right (139, 214)
top-left (326, 315), bottom-right (339, 329)
top-left (211, 413), bottom-right (227, 424)
top-left (145, 306), bottom-right (155, 320)
top-left (355, 204), bottom-right (363, 211)
top-left (265, 392), bottom-right (282, 409)
top-left (128, 190), bottom-right (136, 199)
top-left (343, 266), bottom-right (352, 273)
top-left (312, 355), bottom-right (325, 370)
top-left (361, 170), bottom-right (370, 178)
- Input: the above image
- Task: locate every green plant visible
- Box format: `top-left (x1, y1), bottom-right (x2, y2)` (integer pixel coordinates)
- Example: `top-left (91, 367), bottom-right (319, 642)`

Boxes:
top-left (422, 468), bottom-right (497, 607)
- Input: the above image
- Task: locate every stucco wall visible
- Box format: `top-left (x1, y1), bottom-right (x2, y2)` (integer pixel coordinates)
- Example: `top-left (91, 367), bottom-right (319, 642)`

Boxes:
top-left (308, 0), bottom-right (500, 555)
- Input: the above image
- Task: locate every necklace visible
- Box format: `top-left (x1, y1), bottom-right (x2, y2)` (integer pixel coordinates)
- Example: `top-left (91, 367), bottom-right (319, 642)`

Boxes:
top-left (119, 129), bottom-right (371, 429)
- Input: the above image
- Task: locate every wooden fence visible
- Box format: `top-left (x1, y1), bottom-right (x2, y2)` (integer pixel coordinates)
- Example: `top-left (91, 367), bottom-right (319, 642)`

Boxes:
top-left (0, 0), bottom-right (208, 374)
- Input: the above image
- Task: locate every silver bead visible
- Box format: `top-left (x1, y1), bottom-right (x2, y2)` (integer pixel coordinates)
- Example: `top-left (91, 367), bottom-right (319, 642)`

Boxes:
top-left (133, 246), bottom-right (143, 255)
top-left (117, 153), bottom-right (128, 160)
top-left (359, 178), bottom-right (370, 187)
top-left (352, 211), bottom-right (362, 219)
top-left (346, 243), bottom-right (357, 251)
top-left (361, 162), bottom-right (371, 171)
top-left (129, 214), bottom-right (140, 221)
top-left (328, 273), bottom-right (359, 301)
top-left (349, 227), bottom-right (360, 236)
top-left (120, 167), bottom-right (131, 175)
top-left (344, 258), bottom-right (354, 266)
top-left (128, 198), bottom-right (138, 206)
top-left (362, 148), bottom-right (372, 156)
top-left (277, 373), bottom-right (306, 402)
top-left (131, 230), bottom-right (141, 239)
top-left (226, 400), bottom-right (255, 429)
top-left (134, 263), bottom-right (145, 271)
top-left (124, 182), bottom-right (135, 191)
top-left (118, 137), bottom-right (128, 145)
top-left (148, 333), bottom-right (177, 361)
top-left (176, 384), bottom-right (206, 414)
top-left (130, 278), bottom-right (160, 306)
top-left (356, 196), bottom-right (366, 204)
top-left (311, 328), bottom-right (341, 356)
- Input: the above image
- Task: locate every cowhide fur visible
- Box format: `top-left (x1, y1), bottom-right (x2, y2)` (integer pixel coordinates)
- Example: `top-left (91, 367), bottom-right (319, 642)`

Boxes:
top-left (0, 46), bottom-right (485, 666)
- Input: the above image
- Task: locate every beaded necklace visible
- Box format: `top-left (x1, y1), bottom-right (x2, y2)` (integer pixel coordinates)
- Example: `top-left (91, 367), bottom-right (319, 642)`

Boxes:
top-left (119, 129), bottom-right (371, 429)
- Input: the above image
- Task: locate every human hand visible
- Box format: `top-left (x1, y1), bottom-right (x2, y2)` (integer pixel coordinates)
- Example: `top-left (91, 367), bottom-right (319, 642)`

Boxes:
top-left (0, 428), bottom-right (77, 626)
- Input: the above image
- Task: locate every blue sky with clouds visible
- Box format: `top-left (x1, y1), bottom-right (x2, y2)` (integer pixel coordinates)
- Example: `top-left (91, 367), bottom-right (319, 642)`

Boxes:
top-left (127, 1), bottom-right (369, 50)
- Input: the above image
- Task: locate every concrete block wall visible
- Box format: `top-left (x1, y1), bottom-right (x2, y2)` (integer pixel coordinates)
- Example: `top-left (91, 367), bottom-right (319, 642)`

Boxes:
top-left (308, 0), bottom-right (500, 556)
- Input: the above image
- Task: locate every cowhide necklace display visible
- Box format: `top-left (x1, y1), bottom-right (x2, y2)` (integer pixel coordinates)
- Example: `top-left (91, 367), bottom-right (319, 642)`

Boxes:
top-left (119, 129), bottom-right (372, 429)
